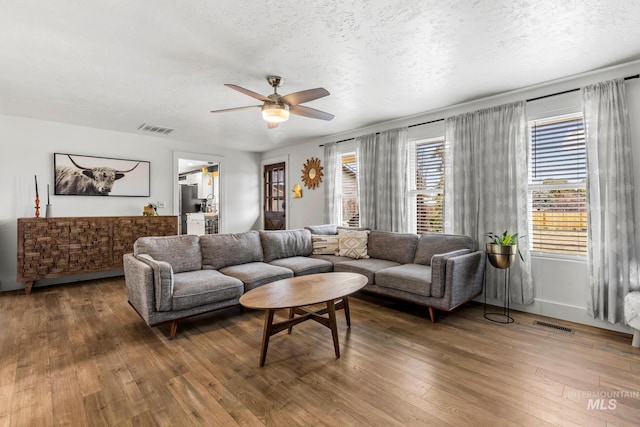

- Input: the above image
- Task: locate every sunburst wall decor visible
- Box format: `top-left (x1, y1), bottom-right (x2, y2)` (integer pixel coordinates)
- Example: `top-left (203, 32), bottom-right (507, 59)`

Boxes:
top-left (301, 157), bottom-right (323, 190)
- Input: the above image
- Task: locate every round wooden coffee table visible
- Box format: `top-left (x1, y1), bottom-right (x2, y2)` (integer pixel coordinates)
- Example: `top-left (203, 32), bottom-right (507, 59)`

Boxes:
top-left (239, 272), bottom-right (367, 366)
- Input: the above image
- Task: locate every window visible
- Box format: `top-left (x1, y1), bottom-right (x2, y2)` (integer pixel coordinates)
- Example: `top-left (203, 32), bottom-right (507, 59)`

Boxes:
top-left (409, 137), bottom-right (445, 233)
top-left (528, 113), bottom-right (587, 256)
top-left (340, 153), bottom-right (359, 227)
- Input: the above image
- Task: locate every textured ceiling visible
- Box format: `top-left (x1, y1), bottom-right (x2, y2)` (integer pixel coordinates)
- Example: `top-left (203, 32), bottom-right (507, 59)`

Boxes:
top-left (2, 1), bottom-right (640, 152)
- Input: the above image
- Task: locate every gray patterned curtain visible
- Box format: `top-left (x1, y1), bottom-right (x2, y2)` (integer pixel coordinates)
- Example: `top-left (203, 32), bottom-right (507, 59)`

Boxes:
top-left (583, 78), bottom-right (640, 323)
top-left (323, 142), bottom-right (339, 224)
top-left (444, 101), bottom-right (533, 304)
top-left (356, 133), bottom-right (379, 229)
top-left (356, 128), bottom-right (408, 232)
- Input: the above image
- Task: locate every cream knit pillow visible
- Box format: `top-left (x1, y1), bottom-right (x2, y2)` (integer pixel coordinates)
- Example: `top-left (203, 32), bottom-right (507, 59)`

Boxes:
top-left (311, 234), bottom-right (341, 255)
top-left (337, 229), bottom-right (370, 259)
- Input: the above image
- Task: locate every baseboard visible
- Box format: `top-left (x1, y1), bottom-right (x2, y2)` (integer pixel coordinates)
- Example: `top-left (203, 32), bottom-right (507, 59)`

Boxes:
top-left (479, 296), bottom-right (633, 334)
top-left (2, 270), bottom-right (124, 292)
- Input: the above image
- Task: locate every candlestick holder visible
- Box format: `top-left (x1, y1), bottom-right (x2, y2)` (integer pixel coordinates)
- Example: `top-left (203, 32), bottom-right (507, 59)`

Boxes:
top-left (34, 174), bottom-right (40, 217)
top-left (45, 204), bottom-right (52, 218)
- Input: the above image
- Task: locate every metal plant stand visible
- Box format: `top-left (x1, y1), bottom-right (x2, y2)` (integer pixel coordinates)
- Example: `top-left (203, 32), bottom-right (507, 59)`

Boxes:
top-left (483, 253), bottom-right (514, 324)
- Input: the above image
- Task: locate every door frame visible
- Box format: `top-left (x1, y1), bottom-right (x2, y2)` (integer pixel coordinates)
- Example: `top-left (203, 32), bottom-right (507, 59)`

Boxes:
top-left (173, 151), bottom-right (225, 233)
top-left (261, 155), bottom-right (289, 231)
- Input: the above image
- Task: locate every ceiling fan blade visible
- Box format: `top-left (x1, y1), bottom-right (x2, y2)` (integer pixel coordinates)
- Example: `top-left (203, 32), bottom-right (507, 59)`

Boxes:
top-left (224, 84), bottom-right (270, 102)
top-left (281, 88), bottom-right (330, 106)
top-left (290, 105), bottom-right (335, 121)
top-left (267, 121), bottom-right (279, 129)
top-left (210, 105), bottom-right (261, 113)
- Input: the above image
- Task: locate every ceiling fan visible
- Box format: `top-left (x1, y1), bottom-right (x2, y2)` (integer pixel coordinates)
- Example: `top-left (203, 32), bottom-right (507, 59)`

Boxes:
top-left (210, 76), bottom-right (334, 129)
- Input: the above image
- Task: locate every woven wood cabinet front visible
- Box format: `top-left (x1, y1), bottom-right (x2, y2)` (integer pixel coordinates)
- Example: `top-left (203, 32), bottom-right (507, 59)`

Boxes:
top-left (17, 216), bottom-right (178, 282)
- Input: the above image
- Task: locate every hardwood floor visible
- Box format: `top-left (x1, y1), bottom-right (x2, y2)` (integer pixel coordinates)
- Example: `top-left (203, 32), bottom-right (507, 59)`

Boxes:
top-left (1, 277), bottom-right (639, 426)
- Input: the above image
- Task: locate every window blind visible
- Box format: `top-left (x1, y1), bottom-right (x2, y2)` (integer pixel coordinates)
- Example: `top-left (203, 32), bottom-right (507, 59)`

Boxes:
top-left (409, 138), bottom-right (445, 234)
top-left (340, 154), bottom-right (359, 227)
top-left (528, 114), bottom-right (587, 255)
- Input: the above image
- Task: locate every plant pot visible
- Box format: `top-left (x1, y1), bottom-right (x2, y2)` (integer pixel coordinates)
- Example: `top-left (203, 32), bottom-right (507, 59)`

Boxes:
top-left (486, 243), bottom-right (516, 269)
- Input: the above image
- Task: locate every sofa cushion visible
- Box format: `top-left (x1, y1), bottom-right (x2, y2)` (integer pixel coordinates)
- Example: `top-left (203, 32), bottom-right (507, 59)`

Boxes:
top-left (269, 256), bottom-right (333, 276)
top-left (309, 254), bottom-right (354, 265)
top-left (305, 224), bottom-right (338, 235)
top-left (134, 235), bottom-right (202, 273)
top-left (172, 270), bottom-right (244, 311)
top-left (260, 229), bottom-right (313, 262)
top-left (200, 231), bottom-right (263, 270)
top-left (337, 229), bottom-right (370, 259)
top-left (367, 231), bottom-right (418, 265)
top-left (375, 264), bottom-right (433, 297)
top-left (219, 262), bottom-right (293, 292)
top-left (333, 258), bottom-right (400, 285)
top-left (311, 234), bottom-right (341, 255)
top-left (414, 234), bottom-right (476, 266)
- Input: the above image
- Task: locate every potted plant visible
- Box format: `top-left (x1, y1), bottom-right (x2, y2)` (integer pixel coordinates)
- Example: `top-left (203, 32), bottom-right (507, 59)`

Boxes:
top-left (485, 231), bottom-right (524, 269)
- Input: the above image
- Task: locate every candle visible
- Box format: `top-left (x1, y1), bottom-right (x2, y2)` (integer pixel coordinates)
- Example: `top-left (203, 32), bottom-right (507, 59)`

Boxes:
top-left (35, 175), bottom-right (39, 198)
top-left (47, 184), bottom-right (50, 205)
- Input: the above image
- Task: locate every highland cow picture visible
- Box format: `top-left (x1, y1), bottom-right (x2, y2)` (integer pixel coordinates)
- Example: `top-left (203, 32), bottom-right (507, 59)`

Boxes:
top-left (54, 153), bottom-right (150, 197)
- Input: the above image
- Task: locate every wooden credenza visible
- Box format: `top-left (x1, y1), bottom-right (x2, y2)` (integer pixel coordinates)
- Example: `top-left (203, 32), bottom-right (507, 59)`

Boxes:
top-left (17, 216), bottom-right (178, 294)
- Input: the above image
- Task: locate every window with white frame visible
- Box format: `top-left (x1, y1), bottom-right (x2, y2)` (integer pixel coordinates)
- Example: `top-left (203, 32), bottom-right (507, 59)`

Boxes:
top-left (340, 153), bottom-right (359, 227)
top-left (408, 137), bottom-right (445, 234)
top-left (528, 113), bottom-right (587, 256)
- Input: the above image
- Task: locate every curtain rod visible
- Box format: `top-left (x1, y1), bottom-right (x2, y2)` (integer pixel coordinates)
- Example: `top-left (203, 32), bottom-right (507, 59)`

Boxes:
top-left (526, 73), bottom-right (639, 102)
top-left (319, 73), bottom-right (640, 147)
top-left (319, 118), bottom-right (445, 147)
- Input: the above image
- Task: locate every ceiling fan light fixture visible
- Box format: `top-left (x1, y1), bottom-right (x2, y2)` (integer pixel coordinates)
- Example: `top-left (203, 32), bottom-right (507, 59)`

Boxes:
top-left (212, 77), bottom-right (333, 125)
top-left (261, 102), bottom-right (290, 123)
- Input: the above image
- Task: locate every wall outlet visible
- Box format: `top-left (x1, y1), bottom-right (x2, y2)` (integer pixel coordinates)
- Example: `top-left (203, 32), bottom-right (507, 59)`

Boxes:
top-left (157, 201), bottom-right (166, 208)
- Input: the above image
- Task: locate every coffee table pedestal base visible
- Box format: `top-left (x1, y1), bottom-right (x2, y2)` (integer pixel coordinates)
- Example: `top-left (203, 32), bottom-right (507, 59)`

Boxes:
top-left (259, 297), bottom-right (349, 367)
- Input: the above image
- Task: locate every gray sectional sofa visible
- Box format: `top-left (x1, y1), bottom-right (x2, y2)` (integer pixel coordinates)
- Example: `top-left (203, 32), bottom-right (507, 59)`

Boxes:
top-left (123, 226), bottom-right (485, 339)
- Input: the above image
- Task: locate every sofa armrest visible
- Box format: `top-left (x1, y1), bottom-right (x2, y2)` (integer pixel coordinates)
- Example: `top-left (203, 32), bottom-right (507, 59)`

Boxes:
top-left (123, 253), bottom-right (154, 324)
top-left (431, 249), bottom-right (471, 298)
top-left (134, 254), bottom-right (174, 312)
top-left (443, 251), bottom-right (485, 307)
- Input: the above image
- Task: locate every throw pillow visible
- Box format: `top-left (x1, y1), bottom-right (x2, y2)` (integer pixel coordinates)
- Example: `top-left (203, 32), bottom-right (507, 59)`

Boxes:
top-left (337, 229), bottom-right (370, 259)
top-left (312, 234), bottom-right (340, 255)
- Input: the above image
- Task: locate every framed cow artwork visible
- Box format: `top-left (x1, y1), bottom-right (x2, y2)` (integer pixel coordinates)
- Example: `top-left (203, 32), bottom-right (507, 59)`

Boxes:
top-left (54, 153), bottom-right (150, 197)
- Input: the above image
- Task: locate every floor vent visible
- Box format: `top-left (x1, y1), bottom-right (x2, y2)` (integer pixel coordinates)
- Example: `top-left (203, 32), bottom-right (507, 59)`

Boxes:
top-left (533, 320), bottom-right (573, 333)
top-left (137, 123), bottom-right (175, 135)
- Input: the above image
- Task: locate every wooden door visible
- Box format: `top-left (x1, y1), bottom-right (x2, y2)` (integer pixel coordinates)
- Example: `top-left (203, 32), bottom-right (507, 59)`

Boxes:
top-left (264, 162), bottom-right (286, 230)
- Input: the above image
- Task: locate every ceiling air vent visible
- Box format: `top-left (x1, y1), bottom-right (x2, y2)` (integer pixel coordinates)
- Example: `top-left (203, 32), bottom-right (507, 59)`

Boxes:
top-left (137, 123), bottom-right (175, 135)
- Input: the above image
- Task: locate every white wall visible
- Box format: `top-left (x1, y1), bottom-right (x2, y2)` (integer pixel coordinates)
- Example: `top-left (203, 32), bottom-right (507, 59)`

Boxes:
top-left (260, 143), bottom-right (326, 230)
top-left (263, 61), bottom-right (640, 333)
top-left (0, 114), bottom-right (261, 291)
